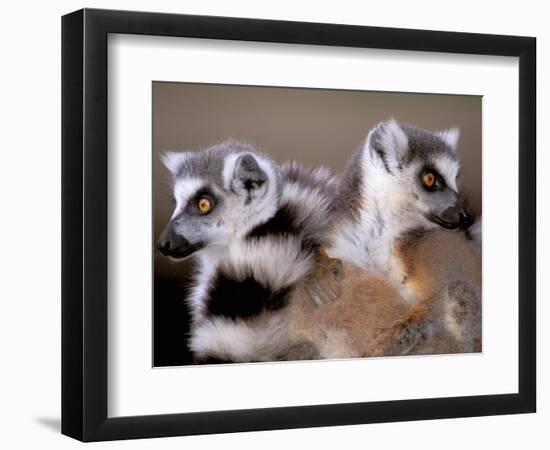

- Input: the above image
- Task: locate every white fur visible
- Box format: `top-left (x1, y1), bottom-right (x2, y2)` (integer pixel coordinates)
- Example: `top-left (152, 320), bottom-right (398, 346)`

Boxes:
top-left (224, 238), bottom-right (314, 290)
top-left (436, 127), bottom-right (460, 151)
top-left (221, 152), bottom-right (241, 191)
top-left (217, 190), bottom-right (278, 241)
top-left (171, 178), bottom-right (203, 218)
top-left (434, 154), bottom-right (461, 192)
top-left (161, 151), bottom-right (190, 175)
top-left (280, 181), bottom-right (331, 236)
top-left (187, 246), bottom-right (226, 321)
top-left (311, 166), bottom-right (336, 184)
top-left (368, 118), bottom-right (409, 173)
top-left (328, 206), bottom-right (414, 303)
top-left (329, 142), bottom-right (419, 280)
top-left (190, 314), bottom-right (289, 362)
top-left (222, 152), bottom-right (280, 238)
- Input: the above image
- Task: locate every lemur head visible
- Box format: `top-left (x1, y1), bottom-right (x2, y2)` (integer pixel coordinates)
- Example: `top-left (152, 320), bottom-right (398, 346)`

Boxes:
top-left (353, 119), bottom-right (473, 231)
top-left (157, 140), bottom-right (281, 260)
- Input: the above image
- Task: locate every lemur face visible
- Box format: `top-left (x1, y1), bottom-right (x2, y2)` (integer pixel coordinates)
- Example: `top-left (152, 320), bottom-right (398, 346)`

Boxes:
top-left (365, 120), bottom-right (473, 231)
top-left (157, 141), bottom-right (280, 260)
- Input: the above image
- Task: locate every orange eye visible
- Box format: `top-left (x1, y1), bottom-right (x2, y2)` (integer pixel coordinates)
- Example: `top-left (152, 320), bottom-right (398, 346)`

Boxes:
top-left (198, 197), bottom-right (212, 214)
top-left (423, 172), bottom-right (436, 188)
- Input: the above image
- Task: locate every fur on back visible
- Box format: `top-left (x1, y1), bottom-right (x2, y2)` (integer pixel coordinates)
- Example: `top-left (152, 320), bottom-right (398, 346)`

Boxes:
top-left (287, 251), bottom-right (410, 359)
top-left (287, 228), bottom-right (482, 358)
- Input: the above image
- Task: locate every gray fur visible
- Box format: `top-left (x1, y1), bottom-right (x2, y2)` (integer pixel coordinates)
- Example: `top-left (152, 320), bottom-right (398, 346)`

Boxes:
top-left (168, 140), bottom-right (270, 191)
top-left (331, 148), bottom-right (365, 220)
top-left (400, 123), bottom-right (458, 167)
top-left (281, 161), bottom-right (339, 200)
top-left (280, 161), bottom-right (340, 246)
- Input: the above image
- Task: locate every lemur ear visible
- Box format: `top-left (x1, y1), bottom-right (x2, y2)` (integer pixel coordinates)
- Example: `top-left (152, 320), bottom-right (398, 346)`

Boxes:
top-left (160, 151), bottom-right (190, 175)
top-left (366, 119), bottom-right (409, 171)
top-left (436, 127), bottom-right (460, 151)
top-left (230, 153), bottom-right (268, 196)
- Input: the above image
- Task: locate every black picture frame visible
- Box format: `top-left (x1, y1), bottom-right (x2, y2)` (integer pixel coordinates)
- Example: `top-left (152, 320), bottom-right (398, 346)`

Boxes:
top-left (62, 8), bottom-right (536, 442)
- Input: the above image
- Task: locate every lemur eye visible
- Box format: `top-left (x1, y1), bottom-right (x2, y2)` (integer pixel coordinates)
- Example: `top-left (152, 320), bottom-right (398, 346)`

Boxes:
top-left (197, 197), bottom-right (212, 214)
top-left (423, 172), bottom-right (436, 188)
top-left (420, 169), bottom-right (444, 192)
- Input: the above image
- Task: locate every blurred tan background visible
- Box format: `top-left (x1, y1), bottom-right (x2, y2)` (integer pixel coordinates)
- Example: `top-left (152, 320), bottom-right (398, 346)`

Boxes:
top-left (153, 82), bottom-right (481, 282)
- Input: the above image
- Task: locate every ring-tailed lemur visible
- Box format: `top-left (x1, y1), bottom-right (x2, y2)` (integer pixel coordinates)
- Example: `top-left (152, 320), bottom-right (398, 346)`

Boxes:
top-left (157, 140), bottom-right (338, 362)
top-left (282, 120), bottom-right (482, 358)
top-left (328, 119), bottom-right (479, 303)
top-left (296, 119), bottom-right (481, 355)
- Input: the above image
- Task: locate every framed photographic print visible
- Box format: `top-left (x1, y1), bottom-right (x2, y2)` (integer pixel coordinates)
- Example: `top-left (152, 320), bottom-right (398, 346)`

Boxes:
top-left (61, 8), bottom-right (536, 442)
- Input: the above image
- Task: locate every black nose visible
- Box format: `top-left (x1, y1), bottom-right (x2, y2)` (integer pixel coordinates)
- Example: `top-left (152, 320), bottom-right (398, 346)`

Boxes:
top-left (156, 238), bottom-right (173, 256)
top-left (458, 209), bottom-right (473, 230)
top-left (157, 224), bottom-right (193, 258)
